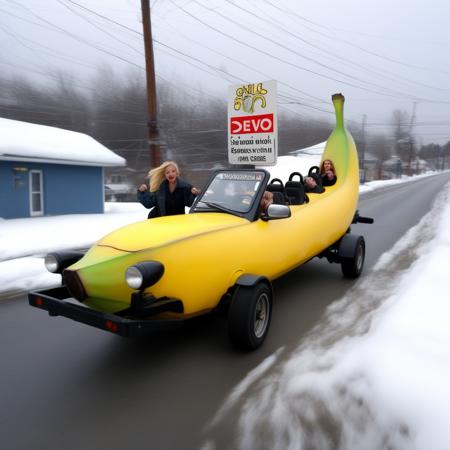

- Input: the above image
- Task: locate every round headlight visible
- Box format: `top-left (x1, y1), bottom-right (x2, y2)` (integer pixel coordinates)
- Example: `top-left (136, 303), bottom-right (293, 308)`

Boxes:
top-left (125, 266), bottom-right (144, 289)
top-left (125, 261), bottom-right (165, 291)
top-left (44, 254), bottom-right (59, 273)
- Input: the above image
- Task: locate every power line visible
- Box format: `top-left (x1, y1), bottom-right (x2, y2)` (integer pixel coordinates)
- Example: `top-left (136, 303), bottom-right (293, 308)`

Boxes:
top-left (1, 3), bottom-right (226, 103)
top-left (154, 15), bottom-right (329, 108)
top-left (195, 0), bottom-right (443, 101)
top-left (168, 0), bottom-right (423, 101)
top-left (64, 0), bottom-right (142, 36)
top-left (61, 0), bottom-right (329, 113)
top-left (226, 0), bottom-right (450, 96)
top-left (4, 0), bottom-right (145, 69)
top-left (0, 0), bottom-right (337, 117)
top-left (57, 0), bottom-right (144, 57)
top-left (154, 41), bottom-right (328, 118)
top-left (0, 19), bottom-right (101, 71)
top-left (262, 0), bottom-right (450, 76)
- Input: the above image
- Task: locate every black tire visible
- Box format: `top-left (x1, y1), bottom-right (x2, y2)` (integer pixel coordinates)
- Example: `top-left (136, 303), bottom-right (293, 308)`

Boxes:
top-left (341, 236), bottom-right (365, 278)
top-left (228, 282), bottom-right (272, 350)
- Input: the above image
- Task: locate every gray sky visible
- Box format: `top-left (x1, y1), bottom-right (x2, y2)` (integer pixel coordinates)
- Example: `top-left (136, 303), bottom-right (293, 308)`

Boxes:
top-left (1, 0), bottom-right (450, 144)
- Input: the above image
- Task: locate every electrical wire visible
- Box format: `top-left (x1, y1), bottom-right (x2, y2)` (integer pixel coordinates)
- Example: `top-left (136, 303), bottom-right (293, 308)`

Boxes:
top-left (224, 0), bottom-right (450, 95)
top-left (56, 0), bottom-right (144, 57)
top-left (194, 0), bottom-right (446, 101)
top-left (262, 0), bottom-right (450, 76)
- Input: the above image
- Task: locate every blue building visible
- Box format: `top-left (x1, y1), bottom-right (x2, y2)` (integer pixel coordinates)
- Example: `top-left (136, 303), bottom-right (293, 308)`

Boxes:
top-left (0, 118), bottom-right (125, 219)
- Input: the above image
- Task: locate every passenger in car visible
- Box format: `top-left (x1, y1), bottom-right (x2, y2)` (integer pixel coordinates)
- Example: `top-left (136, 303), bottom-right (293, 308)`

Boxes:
top-left (137, 161), bottom-right (200, 219)
top-left (259, 190), bottom-right (274, 215)
top-left (321, 159), bottom-right (337, 186)
top-left (304, 176), bottom-right (325, 194)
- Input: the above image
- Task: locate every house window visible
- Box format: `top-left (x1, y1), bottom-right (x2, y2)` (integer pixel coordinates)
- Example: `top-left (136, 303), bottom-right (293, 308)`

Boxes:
top-left (29, 170), bottom-right (44, 216)
top-left (111, 175), bottom-right (124, 183)
top-left (13, 167), bottom-right (28, 188)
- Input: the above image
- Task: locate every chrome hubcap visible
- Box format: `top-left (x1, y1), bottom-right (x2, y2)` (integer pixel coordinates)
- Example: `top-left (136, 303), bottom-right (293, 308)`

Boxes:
top-left (356, 243), bottom-right (364, 270)
top-left (254, 293), bottom-right (270, 338)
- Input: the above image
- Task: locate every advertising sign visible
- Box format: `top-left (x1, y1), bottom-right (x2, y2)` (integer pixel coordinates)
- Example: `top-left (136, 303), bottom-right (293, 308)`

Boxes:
top-left (228, 80), bottom-right (278, 166)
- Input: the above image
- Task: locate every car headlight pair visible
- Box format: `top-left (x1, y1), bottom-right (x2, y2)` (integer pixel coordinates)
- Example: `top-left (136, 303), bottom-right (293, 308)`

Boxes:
top-left (125, 261), bottom-right (164, 290)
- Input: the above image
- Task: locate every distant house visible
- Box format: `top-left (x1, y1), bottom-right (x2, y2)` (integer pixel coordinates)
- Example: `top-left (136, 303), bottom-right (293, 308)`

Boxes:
top-left (105, 167), bottom-right (137, 202)
top-left (359, 152), bottom-right (379, 182)
top-left (0, 118), bottom-right (125, 219)
top-left (382, 156), bottom-right (406, 179)
top-left (410, 157), bottom-right (433, 174)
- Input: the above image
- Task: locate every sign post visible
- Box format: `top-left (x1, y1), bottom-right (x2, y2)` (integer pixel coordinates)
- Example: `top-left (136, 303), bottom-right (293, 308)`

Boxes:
top-left (228, 80), bottom-right (278, 166)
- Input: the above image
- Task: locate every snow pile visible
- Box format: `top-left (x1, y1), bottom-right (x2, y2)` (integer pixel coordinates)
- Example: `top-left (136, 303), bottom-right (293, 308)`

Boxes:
top-left (0, 203), bottom-right (144, 262)
top-left (204, 180), bottom-right (450, 450)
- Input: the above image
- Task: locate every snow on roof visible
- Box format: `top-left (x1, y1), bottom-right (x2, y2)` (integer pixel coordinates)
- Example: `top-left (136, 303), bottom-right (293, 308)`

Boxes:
top-left (0, 117), bottom-right (126, 167)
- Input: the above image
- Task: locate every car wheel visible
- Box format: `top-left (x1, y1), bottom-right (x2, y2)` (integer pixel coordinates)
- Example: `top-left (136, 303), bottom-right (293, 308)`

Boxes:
top-left (228, 282), bottom-right (272, 350)
top-left (341, 236), bottom-right (365, 278)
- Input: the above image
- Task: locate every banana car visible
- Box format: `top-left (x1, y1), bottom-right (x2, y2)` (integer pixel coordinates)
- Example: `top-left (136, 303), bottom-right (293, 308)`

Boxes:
top-left (28, 94), bottom-right (373, 350)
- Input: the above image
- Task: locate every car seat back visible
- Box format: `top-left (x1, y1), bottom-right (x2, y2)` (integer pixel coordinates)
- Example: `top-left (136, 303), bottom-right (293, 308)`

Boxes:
top-left (306, 166), bottom-right (324, 193)
top-left (308, 166), bottom-right (323, 186)
top-left (267, 178), bottom-right (287, 204)
top-left (272, 191), bottom-right (286, 205)
top-left (285, 172), bottom-right (307, 205)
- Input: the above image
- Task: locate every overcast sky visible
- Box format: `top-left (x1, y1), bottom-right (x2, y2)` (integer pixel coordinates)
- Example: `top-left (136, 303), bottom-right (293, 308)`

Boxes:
top-left (1, 0), bottom-right (450, 144)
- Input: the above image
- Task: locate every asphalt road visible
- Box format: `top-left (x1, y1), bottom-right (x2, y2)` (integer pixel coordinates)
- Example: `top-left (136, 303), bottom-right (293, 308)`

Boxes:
top-left (1, 173), bottom-right (449, 450)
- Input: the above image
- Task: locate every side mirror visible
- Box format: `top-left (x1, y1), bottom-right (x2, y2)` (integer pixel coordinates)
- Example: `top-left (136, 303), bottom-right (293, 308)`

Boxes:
top-left (262, 204), bottom-right (291, 221)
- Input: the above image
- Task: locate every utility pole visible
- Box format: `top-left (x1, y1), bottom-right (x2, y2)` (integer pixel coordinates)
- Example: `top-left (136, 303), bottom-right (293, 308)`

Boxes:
top-left (407, 101), bottom-right (417, 175)
top-left (141, 0), bottom-right (160, 168)
top-left (360, 114), bottom-right (367, 183)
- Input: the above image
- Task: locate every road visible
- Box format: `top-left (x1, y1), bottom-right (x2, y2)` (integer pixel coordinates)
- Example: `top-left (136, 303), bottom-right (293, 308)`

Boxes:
top-left (1, 173), bottom-right (449, 450)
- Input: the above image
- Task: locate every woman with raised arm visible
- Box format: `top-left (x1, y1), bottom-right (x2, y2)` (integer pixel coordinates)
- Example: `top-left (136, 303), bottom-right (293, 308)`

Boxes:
top-left (137, 161), bottom-right (200, 219)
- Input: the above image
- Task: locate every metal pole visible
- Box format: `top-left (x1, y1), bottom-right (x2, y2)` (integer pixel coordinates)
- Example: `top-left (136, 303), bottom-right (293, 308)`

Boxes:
top-left (360, 114), bottom-right (366, 182)
top-left (407, 102), bottom-right (417, 176)
top-left (141, 0), bottom-right (160, 168)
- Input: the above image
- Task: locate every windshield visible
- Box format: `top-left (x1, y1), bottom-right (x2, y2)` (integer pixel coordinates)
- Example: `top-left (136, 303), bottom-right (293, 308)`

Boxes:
top-left (195, 171), bottom-right (264, 213)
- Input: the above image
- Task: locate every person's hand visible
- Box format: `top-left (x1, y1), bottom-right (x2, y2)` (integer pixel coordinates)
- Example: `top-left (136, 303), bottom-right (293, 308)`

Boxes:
top-left (138, 184), bottom-right (148, 192)
top-left (191, 187), bottom-right (200, 195)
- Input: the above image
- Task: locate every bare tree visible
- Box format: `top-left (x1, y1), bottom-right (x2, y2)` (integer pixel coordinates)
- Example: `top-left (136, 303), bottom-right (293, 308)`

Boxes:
top-left (3, 64), bottom-right (403, 187)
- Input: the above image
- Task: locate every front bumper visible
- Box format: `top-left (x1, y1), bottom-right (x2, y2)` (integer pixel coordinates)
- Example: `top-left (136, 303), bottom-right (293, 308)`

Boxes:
top-left (28, 286), bottom-right (183, 337)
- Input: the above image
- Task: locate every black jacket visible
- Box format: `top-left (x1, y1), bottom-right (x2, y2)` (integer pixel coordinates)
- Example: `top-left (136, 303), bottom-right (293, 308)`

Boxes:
top-left (137, 179), bottom-right (196, 218)
top-left (322, 174), bottom-right (337, 186)
top-left (304, 183), bottom-right (324, 194)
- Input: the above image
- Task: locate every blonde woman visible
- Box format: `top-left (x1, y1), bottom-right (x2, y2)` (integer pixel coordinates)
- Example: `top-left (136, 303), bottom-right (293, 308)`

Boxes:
top-left (137, 161), bottom-right (200, 218)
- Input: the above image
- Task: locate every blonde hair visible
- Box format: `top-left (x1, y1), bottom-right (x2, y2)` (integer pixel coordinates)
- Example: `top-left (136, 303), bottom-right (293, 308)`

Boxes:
top-left (147, 161), bottom-right (180, 192)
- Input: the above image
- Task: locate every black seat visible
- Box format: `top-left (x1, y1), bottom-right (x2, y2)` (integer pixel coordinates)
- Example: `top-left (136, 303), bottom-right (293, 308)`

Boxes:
top-left (285, 172), bottom-right (307, 205)
top-left (272, 191), bottom-right (286, 205)
top-left (308, 166), bottom-right (323, 187)
top-left (307, 166), bottom-right (324, 193)
top-left (267, 178), bottom-right (287, 204)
